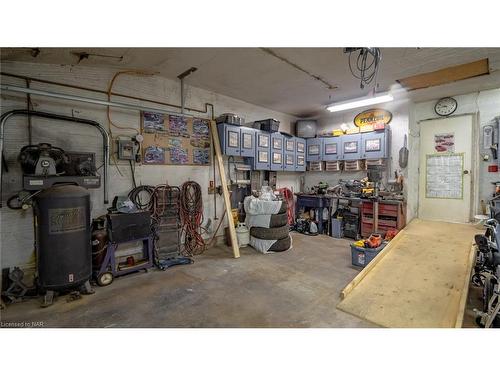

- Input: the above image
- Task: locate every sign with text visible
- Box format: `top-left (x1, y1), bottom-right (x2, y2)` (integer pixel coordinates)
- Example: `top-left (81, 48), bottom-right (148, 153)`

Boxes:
top-left (354, 109), bottom-right (392, 128)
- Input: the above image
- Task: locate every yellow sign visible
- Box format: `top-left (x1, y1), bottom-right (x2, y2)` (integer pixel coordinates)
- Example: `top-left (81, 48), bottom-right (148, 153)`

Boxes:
top-left (345, 127), bottom-right (360, 134)
top-left (354, 109), bottom-right (392, 127)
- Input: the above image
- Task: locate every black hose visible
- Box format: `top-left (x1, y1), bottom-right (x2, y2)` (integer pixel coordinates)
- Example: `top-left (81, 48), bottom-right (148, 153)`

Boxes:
top-left (128, 185), bottom-right (155, 210)
top-left (129, 160), bottom-right (137, 188)
top-left (7, 194), bottom-right (22, 210)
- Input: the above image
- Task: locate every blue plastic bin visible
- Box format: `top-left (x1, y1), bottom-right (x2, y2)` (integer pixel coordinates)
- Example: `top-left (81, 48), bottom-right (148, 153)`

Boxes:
top-left (350, 242), bottom-right (386, 268)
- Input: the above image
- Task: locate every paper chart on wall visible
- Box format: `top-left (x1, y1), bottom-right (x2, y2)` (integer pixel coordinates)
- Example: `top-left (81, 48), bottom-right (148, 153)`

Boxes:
top-left (425, 153), bottom-right (463, 199)
top-left (141, 111), bottom-right (211, 166)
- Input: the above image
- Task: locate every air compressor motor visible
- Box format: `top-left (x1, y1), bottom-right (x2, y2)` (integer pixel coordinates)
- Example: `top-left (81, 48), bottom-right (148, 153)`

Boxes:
top-left (18, 143), bottom-right (100, 190)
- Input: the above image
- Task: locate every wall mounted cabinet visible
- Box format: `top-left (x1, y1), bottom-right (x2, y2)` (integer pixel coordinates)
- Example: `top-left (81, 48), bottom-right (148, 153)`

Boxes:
top-left (284, 136), bottom-right (296, 172)
top-left (322, 137), bottom-right (341, 161)
top-left (295, 138), bottom-right (306, 172)
top-left (240, 127), bottom-right (256, 157)
top-left (306, 138), bottom-right (323, 162)
top-left (217, 123), bottom-right (242, 156)
top-left (218, 124), bottom-right (307, 172)
top-left (360, 128), bottom-right (390, 159)
top-left (341, 134), bottom-right (362, 160)
top-left (270, 132), bottom-right (284, 171)
top-left (254, 130), bottom-right (271, 170)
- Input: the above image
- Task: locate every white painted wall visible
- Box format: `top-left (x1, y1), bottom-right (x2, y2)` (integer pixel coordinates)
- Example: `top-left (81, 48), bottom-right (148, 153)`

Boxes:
top-left (0, 61), bottom-right (299, 269)
top-left (408, 88), bottom-right (500, 220)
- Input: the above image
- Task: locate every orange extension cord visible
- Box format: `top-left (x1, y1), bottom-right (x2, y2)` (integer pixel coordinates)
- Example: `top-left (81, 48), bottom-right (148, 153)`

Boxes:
top-left (278, 187), bottom-right (295, 225)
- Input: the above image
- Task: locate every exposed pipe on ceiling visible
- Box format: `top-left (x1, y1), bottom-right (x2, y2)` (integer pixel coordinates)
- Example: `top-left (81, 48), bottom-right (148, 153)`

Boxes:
top-left (0, 72), bottom-right (214, 118)
top-left (177, 67), bottom-right (198, 114)
top-left (0, 109), bottom-right (110, 207)
top-left (1, 84), bottom-right (196, 117)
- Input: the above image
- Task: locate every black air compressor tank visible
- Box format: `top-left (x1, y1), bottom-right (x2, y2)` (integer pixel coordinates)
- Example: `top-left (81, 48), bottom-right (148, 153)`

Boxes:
top-left (33, 185), bottom-right (91, 291)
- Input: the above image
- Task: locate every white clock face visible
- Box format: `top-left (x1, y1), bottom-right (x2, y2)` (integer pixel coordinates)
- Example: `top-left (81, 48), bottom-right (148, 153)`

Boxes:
top-left (435, 97), bottom-right (458, 116)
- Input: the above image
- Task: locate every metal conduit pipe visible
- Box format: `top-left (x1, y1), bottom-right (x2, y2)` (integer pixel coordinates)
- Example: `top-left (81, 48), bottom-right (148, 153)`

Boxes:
top-left (0, 72), bottom-right (214, 116)
top-left (0, 109), bottom-right (110, 207)
top-left (1, 84), bottom-right (197, 117)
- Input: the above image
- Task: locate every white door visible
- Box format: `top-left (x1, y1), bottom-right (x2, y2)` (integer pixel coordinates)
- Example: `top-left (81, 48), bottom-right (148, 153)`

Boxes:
top-left (418, 115), bottom-right (473, 223)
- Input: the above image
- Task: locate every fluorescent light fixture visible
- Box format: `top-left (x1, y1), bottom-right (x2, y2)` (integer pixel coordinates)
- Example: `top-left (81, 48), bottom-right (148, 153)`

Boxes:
top-left (327, 94), bottom-right (393, 113)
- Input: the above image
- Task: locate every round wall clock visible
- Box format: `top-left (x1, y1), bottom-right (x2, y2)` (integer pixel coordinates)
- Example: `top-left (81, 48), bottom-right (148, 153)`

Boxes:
top-left (434, 97), bottom-right (458, 116)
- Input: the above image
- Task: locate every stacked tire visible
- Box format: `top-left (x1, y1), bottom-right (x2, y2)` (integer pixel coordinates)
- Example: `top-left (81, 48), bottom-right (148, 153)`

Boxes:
top-left (245, 199), bottom-right (292, 253)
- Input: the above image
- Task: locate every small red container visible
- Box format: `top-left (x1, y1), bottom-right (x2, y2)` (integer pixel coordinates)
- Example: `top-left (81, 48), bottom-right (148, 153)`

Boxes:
top-left (488, 165), bottom-right (498, 172)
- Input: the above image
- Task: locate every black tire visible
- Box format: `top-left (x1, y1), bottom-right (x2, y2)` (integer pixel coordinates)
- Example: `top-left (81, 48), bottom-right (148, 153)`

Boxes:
top-left (483, 275), bottom-right (494, 312)
top-left (277, 201), bottom-right (288, 214)
top-left (269, 212), bottom-right (288, 227)
top-left (268, 235), bottom-right (291, 252)
top-left (250, 225), bottom-right (289, 240)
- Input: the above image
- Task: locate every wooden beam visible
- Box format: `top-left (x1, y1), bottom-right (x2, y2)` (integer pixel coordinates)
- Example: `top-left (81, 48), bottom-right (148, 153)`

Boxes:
top-left (455, 243), bottom-right (477, 328)
top-left (210, 120), bottom-right (240, 258)
top-left (397, 58), bottom-right (489, 90)
top-left (340, 224), bottom-right (408, 300)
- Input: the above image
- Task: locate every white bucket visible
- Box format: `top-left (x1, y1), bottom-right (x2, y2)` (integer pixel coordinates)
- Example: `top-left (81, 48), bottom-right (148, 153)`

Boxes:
top-left (235, 223), bottom-right (250, 247)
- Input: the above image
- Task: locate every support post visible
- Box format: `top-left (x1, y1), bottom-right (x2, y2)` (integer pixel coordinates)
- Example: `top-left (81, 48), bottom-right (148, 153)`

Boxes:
top-left (209, 120), bottom-right (240, 258)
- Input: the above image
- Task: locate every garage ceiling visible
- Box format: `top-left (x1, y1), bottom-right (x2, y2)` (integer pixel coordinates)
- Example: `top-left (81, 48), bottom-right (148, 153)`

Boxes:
top-left (2, 47), bottom-right (500, 117)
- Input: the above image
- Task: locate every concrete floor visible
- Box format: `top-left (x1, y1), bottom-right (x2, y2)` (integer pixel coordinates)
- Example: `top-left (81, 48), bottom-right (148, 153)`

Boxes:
top-left (0, 232), bottom-right (374, 328)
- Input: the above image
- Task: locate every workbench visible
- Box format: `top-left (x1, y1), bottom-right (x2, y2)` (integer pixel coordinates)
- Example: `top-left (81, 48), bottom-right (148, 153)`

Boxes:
top-left (295, 193), bottom-right (405, 238)
top-left (360, 199), bottom-right (406, 237)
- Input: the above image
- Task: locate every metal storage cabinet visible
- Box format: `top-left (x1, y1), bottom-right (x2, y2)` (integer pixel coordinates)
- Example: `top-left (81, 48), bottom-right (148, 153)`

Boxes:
top-left (217, 123), bottom-right (241, 156)
top-left (306, 138), bottom-right (323, 162)
top-left (322, 137), bottom-right (341, 161)
top-left (341, 134), bottom-right (362, 160)
top-left (254, 130), bottom-right (271, 170)
top-left (270, 132), bottom-right (284, 171)
top-left (295, 137), bottom-right (306, 171)
top-left (361, 128), bottom-right (390, 159)
top-left (240, 127), bottom-right (256, 157)
top-left (283, 136), bottom-right (296, 171)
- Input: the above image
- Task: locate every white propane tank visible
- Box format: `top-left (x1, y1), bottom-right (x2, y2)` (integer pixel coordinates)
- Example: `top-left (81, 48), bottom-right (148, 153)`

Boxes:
top-left (235, 223), bottom-right (250, 247)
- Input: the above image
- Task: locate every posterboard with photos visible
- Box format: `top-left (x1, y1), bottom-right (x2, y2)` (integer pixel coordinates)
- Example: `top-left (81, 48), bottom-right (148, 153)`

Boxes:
top-left (425, 153), bottom-right (463, 199)
top-left (141, 111), bottom-right (211, 166)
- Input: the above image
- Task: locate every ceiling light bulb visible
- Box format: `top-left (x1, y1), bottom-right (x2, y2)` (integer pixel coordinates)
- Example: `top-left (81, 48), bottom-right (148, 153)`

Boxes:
top-left (327, 94), bottom-right (393, 113)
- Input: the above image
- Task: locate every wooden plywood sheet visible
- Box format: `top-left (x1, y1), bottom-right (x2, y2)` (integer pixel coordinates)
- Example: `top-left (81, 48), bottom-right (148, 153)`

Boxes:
top-left (337, 219), bottom-right (481, 328)
top-left (397, 58), bottom-right (489, 90)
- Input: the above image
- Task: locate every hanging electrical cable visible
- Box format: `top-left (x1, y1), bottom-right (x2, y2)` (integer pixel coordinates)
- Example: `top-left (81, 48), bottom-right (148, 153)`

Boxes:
top-left (179, 181), bottom-right (206, 256)
top-left (346, 48), bottom-right (382, 89)
top-left (106, 70), bottom-right (154, 176)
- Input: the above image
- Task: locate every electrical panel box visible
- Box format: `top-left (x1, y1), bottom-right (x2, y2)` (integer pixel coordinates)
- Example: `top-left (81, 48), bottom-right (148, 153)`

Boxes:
top-left (240, 127), bottom-right (256, 157)
top-left (341, 134), bottom-right (361, 160)
top-left (217, 123), bottom-right (241, 156)
top-left (322, 137), bottom-right (341, 161)
top-left (295, 137), bottom-right (306, 172)
top-left (283, 136), bottom-right (296, 172)
top-left (254, 130), bottom-right (271, 170)
top-left (306, 138), bottom-right (323, 162)
top-left (270, 132), bottom-right (284, 171)
top-left (361, 128), bottom-right (390, 159)
top-left (118, 139), bottom-right (135, 160)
